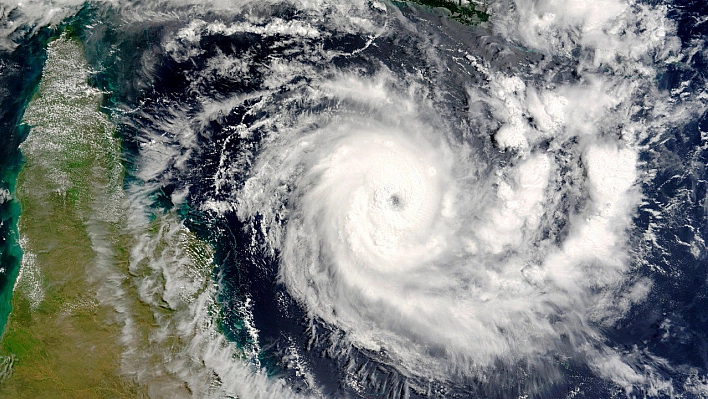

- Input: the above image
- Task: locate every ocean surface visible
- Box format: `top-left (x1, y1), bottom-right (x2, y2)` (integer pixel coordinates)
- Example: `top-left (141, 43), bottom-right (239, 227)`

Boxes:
top-left (1, 0), bottom-right (708, 398)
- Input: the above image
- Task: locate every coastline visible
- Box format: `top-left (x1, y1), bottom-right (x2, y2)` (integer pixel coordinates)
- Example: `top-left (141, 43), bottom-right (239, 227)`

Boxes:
top-left (0, 34), bottom-right (142, 397)
top-left (0, 32), bottom-right (237, 397)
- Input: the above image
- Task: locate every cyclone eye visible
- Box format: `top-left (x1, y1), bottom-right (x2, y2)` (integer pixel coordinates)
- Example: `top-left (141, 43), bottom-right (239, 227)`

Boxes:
top-left (388, 194), bottom-right (403, 209)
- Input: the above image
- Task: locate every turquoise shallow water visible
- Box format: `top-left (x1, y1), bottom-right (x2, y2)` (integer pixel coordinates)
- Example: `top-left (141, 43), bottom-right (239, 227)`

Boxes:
top-left (0, 5), bottom-right (144, 337)
top-left (0, 27), bottom-right (53, 336)
top-left (0, 155), bottom-right (23, 338)
top-left (1, 2), bottom-right (708, 398)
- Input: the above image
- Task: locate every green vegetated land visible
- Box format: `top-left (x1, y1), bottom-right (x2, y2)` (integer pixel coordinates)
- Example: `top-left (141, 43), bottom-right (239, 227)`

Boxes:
top-left (0, 4), bottom-right (487, 397)
top-left (0, 34), bottom-right (143, 398)
top-left (404, 0), bottom-right (489, 24)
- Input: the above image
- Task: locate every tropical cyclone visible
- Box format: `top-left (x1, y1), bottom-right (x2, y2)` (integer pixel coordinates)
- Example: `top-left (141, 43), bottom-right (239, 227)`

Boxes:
top-left (233, 70), bottom-right (633, 382)
top-left (1, 0), bottom-right (706, 397)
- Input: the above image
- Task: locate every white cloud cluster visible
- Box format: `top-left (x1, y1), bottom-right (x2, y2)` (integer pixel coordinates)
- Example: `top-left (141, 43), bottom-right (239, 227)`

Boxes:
top-left (233, 68), bottom-right (645, 385)
top-left (7, 0), bottom-right (701, 396)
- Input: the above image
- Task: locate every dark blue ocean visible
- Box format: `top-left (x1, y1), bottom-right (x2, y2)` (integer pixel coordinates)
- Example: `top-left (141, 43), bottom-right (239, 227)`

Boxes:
top-left (1, 1), bottom-right (708, 398)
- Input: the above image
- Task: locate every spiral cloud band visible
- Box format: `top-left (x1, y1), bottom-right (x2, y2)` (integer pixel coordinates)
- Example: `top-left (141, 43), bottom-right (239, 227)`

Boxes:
top-left (10, 0), bottom-right (692, 395)
top-left (3, 0), bottom-right (708, 396)
top-left (230, 69), bottom-right (639, 384)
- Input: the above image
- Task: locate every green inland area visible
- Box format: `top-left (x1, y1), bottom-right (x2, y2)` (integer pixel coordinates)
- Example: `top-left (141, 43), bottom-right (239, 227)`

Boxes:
top-left (0, 33), bottom-right (178, 398)
top-left (0, 32), bottom-right (223, 398)
top-left (402, 0), bottom-right (489, 24)
top-left (0, 34), bottom-right (142, 398)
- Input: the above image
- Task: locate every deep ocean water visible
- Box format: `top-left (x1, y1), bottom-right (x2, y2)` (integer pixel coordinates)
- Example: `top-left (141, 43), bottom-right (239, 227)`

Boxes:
top-left (1, 1), bottom-right (708, 398)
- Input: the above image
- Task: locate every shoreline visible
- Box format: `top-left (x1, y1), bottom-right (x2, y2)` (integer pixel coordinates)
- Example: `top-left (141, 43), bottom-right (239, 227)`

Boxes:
top-left (0, 34), bottom-right (143, 397)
